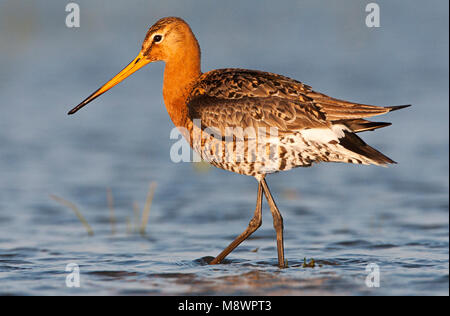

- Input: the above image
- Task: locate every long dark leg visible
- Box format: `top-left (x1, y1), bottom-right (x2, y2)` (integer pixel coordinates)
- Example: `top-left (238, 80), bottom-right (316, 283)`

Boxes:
top-left (210, 181), bottom-right (263, 265)
top-left (261, 178), bottom-right (286, 268)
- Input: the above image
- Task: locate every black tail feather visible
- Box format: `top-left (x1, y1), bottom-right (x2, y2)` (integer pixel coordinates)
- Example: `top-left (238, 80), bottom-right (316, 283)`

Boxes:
top-left (334, 118), bottom-right (392, 133)
top-left (333, 104), bottom-right (410, 133)
top-left (386, 104), bottom-right (411, 112)
top-left (339, 131), bottom-right (396, 165)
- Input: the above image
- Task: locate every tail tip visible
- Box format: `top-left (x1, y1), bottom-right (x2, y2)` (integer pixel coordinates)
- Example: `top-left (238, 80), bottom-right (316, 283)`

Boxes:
top-left (387, 104), bottom-right (411, 112)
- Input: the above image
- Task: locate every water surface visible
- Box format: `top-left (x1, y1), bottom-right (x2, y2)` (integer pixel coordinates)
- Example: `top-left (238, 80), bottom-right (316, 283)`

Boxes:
top-left (0, 1), bottom-right (448, 295)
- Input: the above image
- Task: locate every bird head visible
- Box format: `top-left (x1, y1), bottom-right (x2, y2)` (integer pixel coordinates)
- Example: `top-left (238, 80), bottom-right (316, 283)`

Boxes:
top-left (68, 17), bottom-right (199, 115)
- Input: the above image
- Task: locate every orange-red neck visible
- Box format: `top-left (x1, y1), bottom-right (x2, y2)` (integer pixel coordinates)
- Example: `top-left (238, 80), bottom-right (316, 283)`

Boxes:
top-left (162, 45), bottom-right (201, 129)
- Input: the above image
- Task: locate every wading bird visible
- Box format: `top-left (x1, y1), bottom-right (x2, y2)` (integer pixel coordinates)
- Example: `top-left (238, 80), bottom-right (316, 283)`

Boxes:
top-left (68, 17), bottom-right (409, 268)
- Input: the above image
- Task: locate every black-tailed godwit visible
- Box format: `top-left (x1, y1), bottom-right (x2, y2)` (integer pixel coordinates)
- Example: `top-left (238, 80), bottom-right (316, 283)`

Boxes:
top-left (68, 17), bottom-right (409, 268)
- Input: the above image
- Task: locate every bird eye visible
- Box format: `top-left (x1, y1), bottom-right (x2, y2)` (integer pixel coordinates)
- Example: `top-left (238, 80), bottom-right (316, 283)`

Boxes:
top-left (153, 35), bottom-right (163, 43)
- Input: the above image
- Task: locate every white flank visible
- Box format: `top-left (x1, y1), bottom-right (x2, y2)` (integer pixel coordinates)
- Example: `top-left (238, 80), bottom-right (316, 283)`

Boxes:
top-left (331, 124), bottom-right (351, 138)
top-left (300, 125), bottom-right (350, 144)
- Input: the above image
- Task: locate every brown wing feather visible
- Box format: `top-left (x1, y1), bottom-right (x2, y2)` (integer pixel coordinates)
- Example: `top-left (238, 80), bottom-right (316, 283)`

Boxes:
top-left (305, 91), bottom-right (403, 120)
top-left (188, 94), bottom-right (328, 136)
top-left (188, 68), bottom-right (407, 133)
top-left (190, 68), bottom-right (312, 100)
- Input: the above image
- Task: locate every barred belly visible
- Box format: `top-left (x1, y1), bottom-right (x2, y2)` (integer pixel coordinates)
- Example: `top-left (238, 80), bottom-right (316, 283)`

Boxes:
top-left (191, 127), bottom-right (373, 177)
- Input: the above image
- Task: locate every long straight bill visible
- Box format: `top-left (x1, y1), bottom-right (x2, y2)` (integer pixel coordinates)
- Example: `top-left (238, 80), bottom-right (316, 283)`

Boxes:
top-left (68, 52), bottom-right (150, 115)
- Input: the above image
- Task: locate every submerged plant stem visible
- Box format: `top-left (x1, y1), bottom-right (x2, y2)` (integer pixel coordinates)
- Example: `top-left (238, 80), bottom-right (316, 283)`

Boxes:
top-left (50, 194), bottom-right (94, 236)
top-left (140, 182), bottom-right (157, 236)
top-left (107, 188), bottom-right (116, 235)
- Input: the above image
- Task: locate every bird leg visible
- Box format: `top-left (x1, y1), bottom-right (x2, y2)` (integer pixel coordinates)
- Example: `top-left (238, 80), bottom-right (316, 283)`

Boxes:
top-left (209, 181), bottom-right (263, 265)
top-left (261, 178), bottom-right (286, 268)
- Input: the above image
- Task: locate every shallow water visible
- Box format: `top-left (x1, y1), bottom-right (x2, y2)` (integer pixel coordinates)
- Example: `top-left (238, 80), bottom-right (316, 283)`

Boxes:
top-left (0, 1), bottom-right (448, 295)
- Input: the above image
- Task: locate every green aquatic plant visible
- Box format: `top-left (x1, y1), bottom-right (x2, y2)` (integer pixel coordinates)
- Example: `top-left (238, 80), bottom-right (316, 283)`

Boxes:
top-left (302, 257), bottom-right (316, 268)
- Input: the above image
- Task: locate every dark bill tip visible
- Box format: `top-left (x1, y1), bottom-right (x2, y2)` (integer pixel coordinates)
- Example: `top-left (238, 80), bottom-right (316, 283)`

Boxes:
top-left (67, 88), bottom-right (103, 115)
top-left (67, 104), bottom-right (82, 115)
